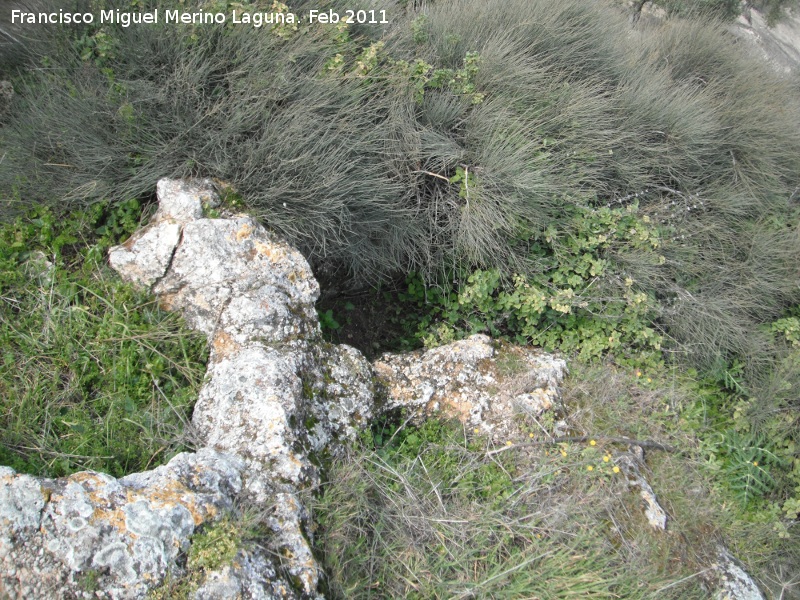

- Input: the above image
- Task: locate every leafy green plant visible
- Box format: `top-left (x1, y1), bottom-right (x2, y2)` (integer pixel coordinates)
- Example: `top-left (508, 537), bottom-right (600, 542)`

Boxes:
top-left (318, 308), bottom-right (342, 334)
top-left (772, 317), bottom-right (800, 348)
top-left (718, 432), bottom-right (785, 506)
top-left (392, 202), bottom-right (665, 367)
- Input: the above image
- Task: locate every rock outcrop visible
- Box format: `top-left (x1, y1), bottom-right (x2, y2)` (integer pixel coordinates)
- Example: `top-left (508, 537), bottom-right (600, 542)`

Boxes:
top-left (1, 180), bottom-right (376, 599)
top-left (108, 179), bottom-right (375, 596)
top-left (373, 334), bottom-right (567, 443)
top-left (706, 546), bottom-right (765, 600)
top-left (0, 179), bottom-right (765, 599)
top-left (0, 450), bottom-right (281, 598)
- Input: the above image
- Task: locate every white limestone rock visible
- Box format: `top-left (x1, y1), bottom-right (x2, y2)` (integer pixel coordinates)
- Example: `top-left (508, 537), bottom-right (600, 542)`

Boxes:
top-left (0, 449), bottom-right (258, 599)
top-left (615, 449), bottom-right (668, 530)
top-left (709, 546), bottom-right (765, 600)
top-left (105, 178), bottom-right (376, 597)
top-left (108, 221), bottom-right (182, 287)
top-left (373, 334), bottom-right (567, 442)
top-left (154, 216), bottom-right (321, 342)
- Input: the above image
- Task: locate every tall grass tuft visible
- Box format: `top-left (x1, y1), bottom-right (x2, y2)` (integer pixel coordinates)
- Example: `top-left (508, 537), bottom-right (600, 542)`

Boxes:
top-left (2, 0), bottom-right (799, 367)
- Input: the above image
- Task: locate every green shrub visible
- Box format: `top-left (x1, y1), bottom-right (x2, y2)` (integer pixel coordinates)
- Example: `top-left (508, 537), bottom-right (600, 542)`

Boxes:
top-left (0, 200), bottom-right (207, 477)
top-left (394, 202), bottom-right (665, 367)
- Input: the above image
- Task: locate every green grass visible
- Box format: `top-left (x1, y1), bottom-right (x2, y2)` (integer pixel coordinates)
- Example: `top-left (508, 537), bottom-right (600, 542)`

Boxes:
top-left (0, 200), bottom-right (207, 477)
top-left (309, 417), bottom-right (705, 598)
top-left (309, 364), bottom-right (799, 599)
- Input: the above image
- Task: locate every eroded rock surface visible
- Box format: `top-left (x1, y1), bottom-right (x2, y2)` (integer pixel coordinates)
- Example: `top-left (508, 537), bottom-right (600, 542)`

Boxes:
top-left (109, 178), bottom-right (376, 595)
top-left (615, 447), bottom-right (668, 530)
top-left (373, 334), bottom-right (567, 442)
top-left (707, 546), bottom-right (766, 600)
top-left (0, 450), bottom-right (253, 599)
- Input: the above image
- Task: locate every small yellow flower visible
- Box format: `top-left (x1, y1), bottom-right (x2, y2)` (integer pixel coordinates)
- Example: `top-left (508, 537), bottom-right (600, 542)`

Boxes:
top-left (636, 370), bottom-right (642, 377)
top-left (589, 439), bottom-right (597, 446)
top-left (506, 441), bottom-right (513, 446)
top-left (647, 378), bottom-right (652, 383)
top-left (529, 432), bottom-right (534, 438)
top-left (587, 465), bottom-right (594, 471)
top-left (753, 461), bottom-right (758, 466)
top-left (603, 455), bottom-right (610, 462)
top-left (473, 428), bottom-right (479, 434)
top-left (612, 466), bottom-right (620, 474)
top-left (561, 450), bottom-right (567, 457)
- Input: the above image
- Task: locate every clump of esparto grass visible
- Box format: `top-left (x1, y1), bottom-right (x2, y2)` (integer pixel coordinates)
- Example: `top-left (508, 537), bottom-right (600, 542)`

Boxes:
top-left (4, 0), bottom-right (800, 374)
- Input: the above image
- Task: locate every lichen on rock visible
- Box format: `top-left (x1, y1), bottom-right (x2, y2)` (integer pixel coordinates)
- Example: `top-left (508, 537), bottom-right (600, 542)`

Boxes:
top-left (0, 449), bottom-right (246, 599)
top-left (373, 334), bottom-right (568, 443)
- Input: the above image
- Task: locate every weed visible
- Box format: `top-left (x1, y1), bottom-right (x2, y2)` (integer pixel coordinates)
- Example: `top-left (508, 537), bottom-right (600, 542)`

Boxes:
top-left (187, 517), bottom-right (241, 572)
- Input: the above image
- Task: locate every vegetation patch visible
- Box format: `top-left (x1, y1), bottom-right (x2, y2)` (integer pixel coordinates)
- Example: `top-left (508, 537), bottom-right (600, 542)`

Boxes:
top-left (0, 200), bottom-right (207, 477)
top-left (311, 363), bottom-right (799, 598)
top-left (311, 414), bottom-right (703, 598)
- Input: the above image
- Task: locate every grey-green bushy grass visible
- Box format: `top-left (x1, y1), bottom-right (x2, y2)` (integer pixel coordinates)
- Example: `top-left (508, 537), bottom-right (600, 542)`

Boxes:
top-left (2, 0), bottom-right (800, 369)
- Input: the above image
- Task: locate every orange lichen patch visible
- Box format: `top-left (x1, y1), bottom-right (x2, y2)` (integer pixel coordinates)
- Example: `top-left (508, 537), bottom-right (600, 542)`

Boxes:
top-left (64, 472), bottom-right (218, 536)
top-left (120, 232), bottom-right (141, 250)
top-left (212, 330), bottom-right (241, 361)
top-left (437, 394), bottom-right (472, 423)
top-left (71, 473), bottom-right (117, 509)
top-left (235, 222), bottom-right (254, 242)
top-left (372, 362), bottom-right (394, 380)
top-left (158, 293), bottom-right (178, 312)
top-left (69, 472), bottom-right (107, 487)
top-left (528, 388), bottom-right (554, 411)
top-left (127, 480), bottom-right (216, 527)
top-left (253, 240), bottom-right (287, 263)
top-left (96, 508), bottom-right (129, 536)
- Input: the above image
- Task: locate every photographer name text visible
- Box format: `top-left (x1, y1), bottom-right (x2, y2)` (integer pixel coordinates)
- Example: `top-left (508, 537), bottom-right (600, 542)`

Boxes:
top-left (11, 8), bottom-right (389, 28)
